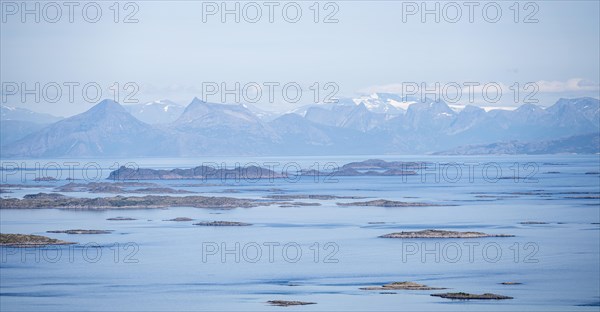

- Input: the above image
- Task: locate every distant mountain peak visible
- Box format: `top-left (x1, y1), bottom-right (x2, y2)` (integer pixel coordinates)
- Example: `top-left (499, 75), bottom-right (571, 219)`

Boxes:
top-left (174, 97), bottom-right (267, 131)
top-left (1, 104), bottom-right (63, 124)
top-left (515, 103), bottom-right (544, 112)
top-left (1, 99), bottom-right (170, 157)
top-left (86, 99), bottom-right (127, 114)
top-left (190, 97), bottom-right (206, 105)
top-left (182, 98), bottom-right (243, 115)
top-left (461, 105), bottom-right (485, 113)
top-left (407, 98), bottom-right (452, 113)
top-left (181, 98), bottom-right (210, 115)
top-left (352, 93), bottom-right (408, 115)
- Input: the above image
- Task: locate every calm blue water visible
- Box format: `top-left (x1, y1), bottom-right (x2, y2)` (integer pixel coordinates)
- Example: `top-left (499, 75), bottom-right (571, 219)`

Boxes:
top-left (1, 155), bottom-right (599, 311)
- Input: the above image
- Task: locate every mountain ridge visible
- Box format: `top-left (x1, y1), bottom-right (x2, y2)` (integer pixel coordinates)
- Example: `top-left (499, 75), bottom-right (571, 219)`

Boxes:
top-left (1, 96), bottom-right (598, 157)
top-left (1, 99), bottom-right (175, 157)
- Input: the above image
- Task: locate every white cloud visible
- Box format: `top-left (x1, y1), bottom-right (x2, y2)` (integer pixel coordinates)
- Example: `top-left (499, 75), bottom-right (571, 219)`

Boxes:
top-left (361, 78), bottom-right (599, 96)
top-left (534, 78), bottom-right (599, 93)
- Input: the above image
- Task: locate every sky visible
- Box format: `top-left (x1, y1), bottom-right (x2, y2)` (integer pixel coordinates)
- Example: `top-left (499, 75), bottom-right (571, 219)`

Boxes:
top-left (1, 0), bottom-right (599, 117)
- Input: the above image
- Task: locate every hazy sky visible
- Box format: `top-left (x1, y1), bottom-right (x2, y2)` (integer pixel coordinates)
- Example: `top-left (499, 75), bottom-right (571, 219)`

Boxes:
top-left (1, 0), bottom-right (599, 116)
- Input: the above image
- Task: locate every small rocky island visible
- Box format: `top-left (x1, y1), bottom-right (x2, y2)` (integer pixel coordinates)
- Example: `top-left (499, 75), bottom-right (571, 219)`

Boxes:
top-left (267, 300), bottom-right (316, 307)
top-left (165, 217), bottom-right (194, 222)
top-left (193, 221), bottom-right (252, 226)
top-left (0, 193), bottom-right (260, 209)
top-left (47, 229), bottom-right (112, 234)
top-left (107, 217), bottom-right (137, 221)
top-left (0, 233), bottom-right (75, 246)
top-left (33, 177), bottom-right (58, 182)
top-left (380, 229), bottom-right (514, 238)
top-left (265, 194), bottom-right (365, 200)
top-left (55, 182), bottom-right (194, 194)
top-left (360, 281), bottom-right (446, 291)
top-left (431, 292), bottom-right (513, 300)
top-left (338, 199), bottom-right (439, 207)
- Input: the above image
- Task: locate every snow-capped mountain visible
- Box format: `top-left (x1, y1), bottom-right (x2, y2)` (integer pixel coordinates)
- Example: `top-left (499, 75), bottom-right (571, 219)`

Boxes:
top-left (291, 93), bottom-right (410, 117)
top-left (352, 93), bottom-right (413, 115)
top-left (290, 93), bottom-right (413, 132)
top-left (1, 97), bottom-right (598, 157)
top-left (125, 100), bottom-right (184, 124)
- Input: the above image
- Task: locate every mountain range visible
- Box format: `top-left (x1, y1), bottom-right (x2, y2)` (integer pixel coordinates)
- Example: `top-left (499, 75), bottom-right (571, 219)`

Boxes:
top-left (1, 95), bottom-right (598, 157)
top-left (1, 100), bottom-right (173, 157)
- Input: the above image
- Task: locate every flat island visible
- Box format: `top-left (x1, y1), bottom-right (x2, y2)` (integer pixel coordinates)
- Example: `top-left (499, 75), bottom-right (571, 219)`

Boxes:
top-left (164, 217), bottom-right (194, 222)
top-left (380, 229), bottom-right (514, 238)
top-left (47, 229), bottom-right (112, 234)
top-left (338, 199), bottom-right (440, 207)
top-left (265, 194), bottom-right (365, 200)
top-left (0, 193), bottom-right (260, 209)
top-left (56, 182), bottom-right (195, 194)
top-left (360, 281), bottom-right (445, 291)
top-left (194, 221), bottom-right (252, 226)
top-left (0, 233), bottom-right (75, 247)
top-left (107, 217), bottom-right (137, 221)
top-left (267, 300), bottom-right (316, 307)
top-left (431, 292), bottom-right (513, 300)
top-left (500, 282), bottom-right (522, 285)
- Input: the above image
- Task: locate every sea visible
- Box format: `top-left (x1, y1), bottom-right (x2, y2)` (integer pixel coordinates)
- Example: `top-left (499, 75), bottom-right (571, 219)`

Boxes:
top-left (1, 155), bottom-right (599, 311)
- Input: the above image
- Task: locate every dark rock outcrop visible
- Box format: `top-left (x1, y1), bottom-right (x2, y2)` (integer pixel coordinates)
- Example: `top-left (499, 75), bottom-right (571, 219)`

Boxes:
top-left (431, 292), bottom-right (513, 300)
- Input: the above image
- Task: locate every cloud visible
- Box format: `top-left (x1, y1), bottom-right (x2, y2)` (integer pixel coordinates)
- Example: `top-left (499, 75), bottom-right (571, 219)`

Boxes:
top-left (534, 78), bottom-right (599, 93)
top-left (361, 78), bottom-right (599, 95)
